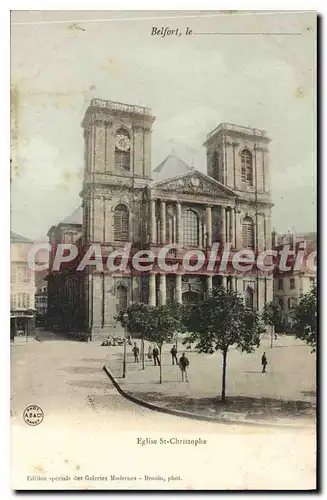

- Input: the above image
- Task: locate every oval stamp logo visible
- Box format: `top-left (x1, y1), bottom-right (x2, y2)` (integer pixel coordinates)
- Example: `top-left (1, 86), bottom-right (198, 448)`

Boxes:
top-left (23, 405), bottom-right (44, 426)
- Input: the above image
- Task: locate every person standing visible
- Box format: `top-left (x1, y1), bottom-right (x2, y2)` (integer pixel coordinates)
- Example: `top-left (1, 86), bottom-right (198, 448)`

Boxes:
top-left (132, 342), bottom-right (140, 363)
top-left (261, 352), bottom-right (268, 373)
top-left (179, 353), bottom-right (189, 382)
top-left (170, 344), bottom-right (178, 365)
top-left (152, 346), bottom-right (160, 366)
top-left (147, 344), bottom-right (153, 360)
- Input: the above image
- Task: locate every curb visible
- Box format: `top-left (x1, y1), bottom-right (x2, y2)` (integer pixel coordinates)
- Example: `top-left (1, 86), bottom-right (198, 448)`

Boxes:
top-left (103, 363), bottom-right (315, 430)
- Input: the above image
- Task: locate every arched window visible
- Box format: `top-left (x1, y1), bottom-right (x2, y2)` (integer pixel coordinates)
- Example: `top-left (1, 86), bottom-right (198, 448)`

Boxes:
top-left (114, 204), bottom-right (129, 242)
top-left (242, 216), bottom-right (255, 249)
top-left (115, 128), bottom-right (131, 170)
top-left (183, 209), bottom-right (199, 246)
top-left (116, 285), bottom-right (128, 313)
top-left (245, 287), bottom-right (254, 309)
top-left (241, 149), bottom-right (253, 185)
top-left (182, 291), bottom-right (199, 304)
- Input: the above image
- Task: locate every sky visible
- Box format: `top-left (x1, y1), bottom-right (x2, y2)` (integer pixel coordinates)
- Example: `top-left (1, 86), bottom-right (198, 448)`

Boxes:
top-left (10, 10), bottom-right (316, 241)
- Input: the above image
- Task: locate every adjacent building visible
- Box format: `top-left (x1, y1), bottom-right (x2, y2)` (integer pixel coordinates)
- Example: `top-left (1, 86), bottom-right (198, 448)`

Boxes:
top-left (47, 98), bottom-right (274, 340)
top-left (10, 231), bottom-right (36, 338)
top-left (273, 235), bottom-right (316, 330)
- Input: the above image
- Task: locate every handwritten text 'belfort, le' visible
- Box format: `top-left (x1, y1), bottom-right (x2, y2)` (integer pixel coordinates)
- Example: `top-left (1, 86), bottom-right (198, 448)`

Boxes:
top-left (151, 27), bottom-right (193, 38)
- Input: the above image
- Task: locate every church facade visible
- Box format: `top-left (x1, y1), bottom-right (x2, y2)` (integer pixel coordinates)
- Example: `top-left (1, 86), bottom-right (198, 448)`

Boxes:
top-left (47, 98), bottom-right (274, 340)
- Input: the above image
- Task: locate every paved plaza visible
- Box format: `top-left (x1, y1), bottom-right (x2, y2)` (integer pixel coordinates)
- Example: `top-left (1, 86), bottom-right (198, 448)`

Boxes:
top-left (11, 330), bottom-right (316, 490)
top-left (106, 335), bottom-right (316, 424)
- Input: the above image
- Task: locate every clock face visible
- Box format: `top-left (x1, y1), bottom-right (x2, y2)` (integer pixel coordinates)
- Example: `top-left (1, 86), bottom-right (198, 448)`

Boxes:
top-left (115, 133), bottom-right (131, 151)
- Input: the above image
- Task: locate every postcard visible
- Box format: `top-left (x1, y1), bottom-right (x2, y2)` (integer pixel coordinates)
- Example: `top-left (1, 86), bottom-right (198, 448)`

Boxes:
top-left (10, 10), bottom-right (317, 490)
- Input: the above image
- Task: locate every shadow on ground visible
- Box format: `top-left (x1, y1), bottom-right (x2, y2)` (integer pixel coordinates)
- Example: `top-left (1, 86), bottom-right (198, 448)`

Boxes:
top-left (67, 379), bottom-right (112, 389)
top-left (127, 392), bottom-right (316, 421)
top-left (34, 331), bottom-right (75, 342)
top-left (63, 366), bottom-right (103, 374)
top-left (301, 390), bottom-right (316, 398)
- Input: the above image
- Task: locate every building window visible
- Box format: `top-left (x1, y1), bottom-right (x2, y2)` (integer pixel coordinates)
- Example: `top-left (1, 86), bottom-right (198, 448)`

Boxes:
top-left (245, 287), bottom-right (254, 309)
top-left (278, 279), bottom-right (284, 291)
top-left (287, 298), bottom-right (297, 310)
top-left (11, 293), bottom-right (30, 309)
top-left (241, 149), bottom-right (253, 185)
top-left (290, 278), bottom-right (295, 290)
top-left (242, 217), bottom-right (254, 249)
top-left (114, 204), bottom-right (129, 242)
top-left (182, 291), bottom-right (199, 304)
top-left (278, 298), bottom-right (284, 310)
top-left (11, 264), bottom-right (30, 283)
top-left (183, 209), bottom-right (199, 246)
top-left (116, 285), bottom-right (128, 313)
top-left (115, 128), bottom-right (131, 170)
top-left (310, 277), bottom-right (316, 287)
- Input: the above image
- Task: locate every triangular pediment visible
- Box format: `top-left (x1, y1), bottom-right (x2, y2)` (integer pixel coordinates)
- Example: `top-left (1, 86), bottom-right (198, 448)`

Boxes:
top-left (151, 170), bottom-right (238, 199)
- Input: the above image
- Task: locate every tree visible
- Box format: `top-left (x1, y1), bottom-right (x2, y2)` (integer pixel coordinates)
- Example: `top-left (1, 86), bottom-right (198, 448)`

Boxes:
top-left (262, 301), bottom-right (283, 347)
top-left (115, 303), bottom-right (149, 369)
top-left (116, 302), bottom-right (179, 382)
top-left (146, 303), bottom-right (180, 383)
top-left (292, 285), bottom-right (317, 351)
top-left (165, 299), bottom-right (186, 350)
top-left (182, 286), bottom-right (265, 401)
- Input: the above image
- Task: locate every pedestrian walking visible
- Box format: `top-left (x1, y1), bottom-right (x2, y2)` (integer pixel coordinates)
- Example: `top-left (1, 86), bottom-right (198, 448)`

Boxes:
top-left (179, 353), bottom-right (189, 382)
top-left (261, 352), bottom-right (268, 373)
top-left (170, 344), bottom-right (178, 365)
top-left (147, 344), bottom-right (153, 360)
top-left (132, 342), bottom-right (140, 363)
top-left (152, 346), bottom-right (160, 366)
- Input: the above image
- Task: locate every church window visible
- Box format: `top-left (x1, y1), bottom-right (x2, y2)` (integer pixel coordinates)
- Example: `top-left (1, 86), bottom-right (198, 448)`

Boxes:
top-left (182, 290), bottom-right (199, 304)
top-left (242, 216), bottom-right (255, 249)
top-left (116, 285), bottom-right (128, 312)
top-left (245, 287), bottom-right (254, 309)
top-left (114, 204), bottom-right (129, 242)
top-left (241, 149), bottom-right (253, 185)
top-left (183, 209), bottom-right (199, 246)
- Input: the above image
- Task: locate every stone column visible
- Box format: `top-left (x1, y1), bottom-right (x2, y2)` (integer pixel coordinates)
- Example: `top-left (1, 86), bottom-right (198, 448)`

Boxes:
top-left (149, 274), bottom-right (156, 306)
top-left (176, 202), bottom-right (182, 245)
top-left (207, 275), bottom-right (213, 295)
top-left (159, 274), bottom-right (166, 305)
top-left (206, 206), bottom-right (212, 247)
top-left (128, 212), bottom-right (133, 242)
top-left (175, 274), bottom-right (182, 304)
top-left (233, 208), bottom-right (237, 248)
top-left (199, 218), bottom-right (203, 248)
top-left (230, 208), bottom-right (235, 247)
top-left (168, 217), bottom-right (173, 244)
top-left (227, 208), bottom-right (231, 243)
top-left (221, 276), bottom-right (227, 289)
top-left (173, 212), bottom-right (177, 244)
top-left (221, 207), bottom-right (226, 244)
top-left (160, 200), bottom-right (166, 244)
top-left (150, 199), bottom-right (157, 245)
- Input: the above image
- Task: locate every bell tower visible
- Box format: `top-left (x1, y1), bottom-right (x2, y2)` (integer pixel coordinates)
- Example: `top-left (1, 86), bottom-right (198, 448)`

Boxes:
top-left (81, 98), bottom-right (155, 245)
top-left (80, 99), bottom-right (155, 339)
top-left (203, 122), bottom-right (271, 197)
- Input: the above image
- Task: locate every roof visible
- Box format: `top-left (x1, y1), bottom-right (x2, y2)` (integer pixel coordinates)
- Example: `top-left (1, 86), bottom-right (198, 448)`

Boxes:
top-left (10, 231), bottom-right (33, 243)
top-left (152, 154), bottom-right (193, 182)
top-left (60, 206), bottom-right (83, 226)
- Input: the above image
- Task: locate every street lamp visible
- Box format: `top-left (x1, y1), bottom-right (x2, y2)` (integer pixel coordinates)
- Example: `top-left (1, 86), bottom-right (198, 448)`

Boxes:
top-left (122, 312), bottom-right (128, 378)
